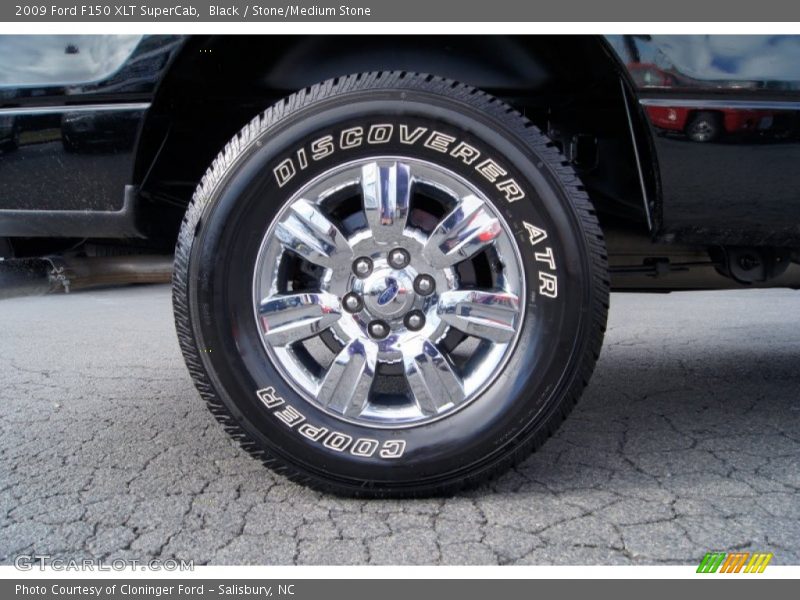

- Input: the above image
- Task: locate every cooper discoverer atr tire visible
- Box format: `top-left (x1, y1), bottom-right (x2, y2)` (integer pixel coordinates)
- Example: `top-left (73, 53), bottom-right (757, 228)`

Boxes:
top-left (173, 72), bottom-right (609, 497)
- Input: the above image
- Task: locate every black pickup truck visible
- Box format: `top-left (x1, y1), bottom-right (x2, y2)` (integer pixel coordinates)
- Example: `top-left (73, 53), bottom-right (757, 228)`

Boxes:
top-left (1, 35), bottom-right (798, 496)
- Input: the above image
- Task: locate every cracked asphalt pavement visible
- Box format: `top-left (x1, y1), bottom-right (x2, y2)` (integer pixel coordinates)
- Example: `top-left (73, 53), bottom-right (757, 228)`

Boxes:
top-left (1, 285), bottom-right (799, 565)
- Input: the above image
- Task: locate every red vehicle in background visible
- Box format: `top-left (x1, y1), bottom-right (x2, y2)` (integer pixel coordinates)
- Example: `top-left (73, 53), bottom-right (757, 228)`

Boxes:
top-left (628, 63), bottom-right (781, 143)
top-left (645, 104), bottom-right (779, 142)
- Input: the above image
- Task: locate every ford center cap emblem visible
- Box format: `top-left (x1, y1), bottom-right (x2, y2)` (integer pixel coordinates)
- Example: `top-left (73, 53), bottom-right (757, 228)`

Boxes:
top-left (377, 277), bottom-right (400, 306)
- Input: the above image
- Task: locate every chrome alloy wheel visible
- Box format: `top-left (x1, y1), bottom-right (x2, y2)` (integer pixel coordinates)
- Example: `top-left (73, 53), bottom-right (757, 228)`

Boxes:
top-left (253, 157), bottom-right (525, 427)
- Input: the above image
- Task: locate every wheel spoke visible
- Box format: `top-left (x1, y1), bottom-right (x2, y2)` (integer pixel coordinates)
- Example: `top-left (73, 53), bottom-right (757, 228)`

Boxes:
top-left (361, 161), bottom-right (412, 244)
top-left (437, 290), bottom-right (520, 343)
top-left (422, 194), bottom-right (502, 268)
top-left (404, 340), bottom-right (465, 416)
top-left (275, 198), bottom-right (352, 268)
top-left (258, 292), bottom-right (341, 346)
top-left (317, 339), bottom-right (377, 417)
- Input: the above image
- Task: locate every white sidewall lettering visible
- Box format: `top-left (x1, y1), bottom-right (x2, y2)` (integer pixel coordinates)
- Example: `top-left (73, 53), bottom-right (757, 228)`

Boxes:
top-left (272, 122), bottom-right (528, 208)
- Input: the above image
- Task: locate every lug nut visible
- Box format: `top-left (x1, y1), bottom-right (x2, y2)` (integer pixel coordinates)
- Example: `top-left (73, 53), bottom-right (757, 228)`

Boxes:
top-left (388, 248), bottom-right (410, 269)
top-left (368, 320), bottom-right (390, 340)
top-left (353, 257), bottom-right (373, 278)
top-left (404, 311), bottom-right (426, 331)
top-left (342, 292), bottom-right (363, 313)
top-left (414, 274), bottom-right (436, 296)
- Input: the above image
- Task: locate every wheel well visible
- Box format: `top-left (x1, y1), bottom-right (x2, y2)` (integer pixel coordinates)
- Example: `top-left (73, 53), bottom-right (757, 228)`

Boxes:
top-left (687, 109), bottom-right (723, 124)
top-left (133, 35), bottom-right (652, 244)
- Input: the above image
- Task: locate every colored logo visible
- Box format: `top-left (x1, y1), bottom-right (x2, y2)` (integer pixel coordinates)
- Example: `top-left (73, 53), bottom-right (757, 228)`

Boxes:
top-left (697, 552), bottom-right (773, 573)
top-left (377, 277), bottom-right (399, 306)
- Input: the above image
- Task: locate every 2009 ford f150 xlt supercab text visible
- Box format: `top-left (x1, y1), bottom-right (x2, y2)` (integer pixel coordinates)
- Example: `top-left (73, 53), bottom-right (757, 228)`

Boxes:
top-left (1, 35), bottom-right (799, 496)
